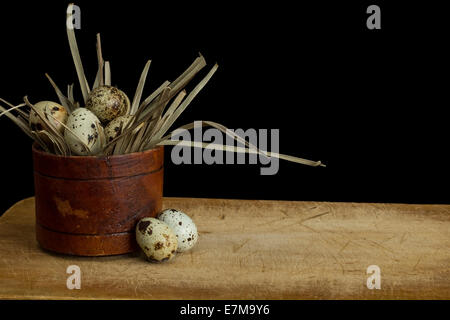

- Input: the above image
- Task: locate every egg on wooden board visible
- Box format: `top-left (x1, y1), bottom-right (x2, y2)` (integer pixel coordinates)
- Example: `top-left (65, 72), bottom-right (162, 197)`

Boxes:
top-left (136, 217), bottom-right (178, 262)
top-left (157, 209), bottom-right (198, 253)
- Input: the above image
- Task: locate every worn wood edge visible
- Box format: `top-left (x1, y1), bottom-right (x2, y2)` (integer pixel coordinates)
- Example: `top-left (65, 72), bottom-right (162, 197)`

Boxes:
top-left (1, 197), bottom-right (35, 219)
top-left (163, 197), bottom-right (450, 211)
top-left (0, 295), bottom-right (131, 300)
top-left (2, 196), bottom-right (450, 220)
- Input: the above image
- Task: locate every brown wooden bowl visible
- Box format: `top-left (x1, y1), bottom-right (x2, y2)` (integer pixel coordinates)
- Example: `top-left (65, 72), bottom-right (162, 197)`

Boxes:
top-left (32, 144), bottom-right (164, 256)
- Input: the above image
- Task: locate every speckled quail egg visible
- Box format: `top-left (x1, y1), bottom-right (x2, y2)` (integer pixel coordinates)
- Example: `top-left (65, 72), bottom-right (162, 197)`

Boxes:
top-left (157, 209), bottom-right (198, 253)
top-left (64, 108), bottom-right (103, 155)
top-left (104, 115), bottom-right (143, 143)
top-left (136, 217), bottom-right (178, 262)
top-left (85, 85), bottom-right (130, 123)
top-left (29, 101), bottom-right (68, 133)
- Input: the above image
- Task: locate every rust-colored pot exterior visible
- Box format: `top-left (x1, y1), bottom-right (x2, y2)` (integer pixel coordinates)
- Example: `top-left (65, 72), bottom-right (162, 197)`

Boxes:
top-left (32, 144), bottom-right (164, 256)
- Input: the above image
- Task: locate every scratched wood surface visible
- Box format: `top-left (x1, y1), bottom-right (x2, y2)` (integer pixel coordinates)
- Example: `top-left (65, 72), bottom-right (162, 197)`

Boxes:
top-left (0, 197), bottom-right (449, 299)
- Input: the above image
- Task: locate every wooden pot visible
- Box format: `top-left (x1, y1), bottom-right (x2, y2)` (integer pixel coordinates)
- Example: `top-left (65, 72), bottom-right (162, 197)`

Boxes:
top-left (32, 144), bottom-right (164, 256)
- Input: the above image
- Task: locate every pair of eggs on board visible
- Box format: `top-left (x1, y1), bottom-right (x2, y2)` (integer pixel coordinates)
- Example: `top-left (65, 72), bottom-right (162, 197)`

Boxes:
top-left (30, 86), bottom-right (134, 155)
top-left (136, 209), bottom-right (199, 262)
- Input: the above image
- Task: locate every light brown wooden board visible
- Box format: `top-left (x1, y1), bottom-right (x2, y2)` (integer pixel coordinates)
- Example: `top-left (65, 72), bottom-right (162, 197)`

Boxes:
top-left (0, 197), bottom-right (449, 299)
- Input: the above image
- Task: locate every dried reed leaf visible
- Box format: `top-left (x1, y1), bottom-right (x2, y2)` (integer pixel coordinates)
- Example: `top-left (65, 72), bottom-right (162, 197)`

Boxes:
top-left (125, 123), bottom-right (146, 154)
top-left (67, 84), bottom-right (75, 104)
top-left (130, 60), bottom-right (152, 115)
top-left (151, 90), bottom-right (186, 142)
top-left (136, 55), bottom-right (205, 120)
top-left (0, 103), bottom-right (35, 141)
top-left (24, 96), bottom-right (69, 155)
top-left (96, 121), bottom-right (106, 155)
top-left (96, 33), bottom-right (104, 87)
top-left (38, 130), bottom-right (65, 156)
top-left (108, 62), bottom-right (216, 154)
top-left (152, 119), bottom-right (324, 167)
top-left (31, 131), bottom-right (51, 153)
top-left (0, 98), bottom-right (30, 119)
top-left (159, 120), bottom-right (265, 158)
top-left (112, 120), bottom-right (126, 155)
top-left (137, 80), bottom-right (171, 120)
top-left (157, 140), bottom-right (324, 167)
top-left (104, 61), bottom-right (111, 86)
top-left (156, 64), bottom-right (218, 139)
top-left (169, 54), bottom-right (206, 96)
top-left (0, 103), bottom-right (26, 118)
top-left (143, 88), bottom-right (175, 144)
top-left (45, 73), bottom-right (74, 113)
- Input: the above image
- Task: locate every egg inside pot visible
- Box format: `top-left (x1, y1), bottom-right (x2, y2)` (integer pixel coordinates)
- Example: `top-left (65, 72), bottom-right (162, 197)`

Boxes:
top-left (157, 209), bottom-right (198, 253)
top-left (85, 85), bottom-right (130, 123)
top-left (64, 108), bottom-right (103, 155)
top-left (104, 115), bottom-right (143, 142)
top-left (29, 101), bottom-right (68, 133)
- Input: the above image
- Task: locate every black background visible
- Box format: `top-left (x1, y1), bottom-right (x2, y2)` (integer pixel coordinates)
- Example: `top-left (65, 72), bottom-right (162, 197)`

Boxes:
top-left (0, 0), bottom-right (448, 215)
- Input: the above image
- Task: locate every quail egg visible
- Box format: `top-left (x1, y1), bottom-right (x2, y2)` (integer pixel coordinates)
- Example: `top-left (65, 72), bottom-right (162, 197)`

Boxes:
top-left (85, 85), bottom-right (130, 123)
top-left (157, 209), bottom-right (198, 253)
top-left (136, 217), bottom-right (178, 262)
top-left (29, 101), bottom-right (68, 133)
top-left (104, 115), bottom-right (142, 143)
top-left (64, 108), bottom-right (103, 155)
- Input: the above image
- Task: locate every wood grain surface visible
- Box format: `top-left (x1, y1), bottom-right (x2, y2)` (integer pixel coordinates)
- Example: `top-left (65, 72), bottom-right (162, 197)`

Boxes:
top-left (0, 197), bottom-right (449, 299)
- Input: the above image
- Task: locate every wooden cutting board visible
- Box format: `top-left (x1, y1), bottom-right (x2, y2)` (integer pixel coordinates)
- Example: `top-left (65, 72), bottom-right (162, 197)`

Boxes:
top-left (0, 197), bottom-right (449, 299)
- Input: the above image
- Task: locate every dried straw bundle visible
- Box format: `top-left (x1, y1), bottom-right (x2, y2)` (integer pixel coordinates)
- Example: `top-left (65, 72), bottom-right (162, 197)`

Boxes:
top-left (0, 3), bottom-right (324, 168)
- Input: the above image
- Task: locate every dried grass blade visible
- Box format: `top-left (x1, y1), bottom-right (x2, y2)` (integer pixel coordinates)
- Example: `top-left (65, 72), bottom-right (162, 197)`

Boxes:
top-left (96, 33), bottom-right (104, 87)
top-left (45, 73), bottom-right (73, 113)
top-left (169, 54), bottom-right (206, 96)
top-left (137, 80), bottom-right (171, 120)
top-left (159, 120), bottom-right (266, 157)
top-left (156, 64), bottom-right (218, 139)
top-left (126, 124), bottom-right (146, 153)
top-left (0, 99), bottom-right (29, 119)
top-left (153, 120), bottom-right (324, 167)
top-left (104, 61), bottom-right (111, 86)
top-left (24, 96), bottom-right (69, 155)
top-left (0, 103), bottom-right (26, 118)
top-left (106, 63), bottom-right (215, 153)
top-left (157, 140), bottom-right (324, 167)
top-left (130, 60), bottom-right (152, 115)
top-left (0, 103), bottom-right (35, 141)
top-left (31, 131), bottom-right (51, 153)
top-left (112, 121), bottom-right (125, 155)
top-left (38, 130), bottom-right (65, 155)
top-left (67, 84), bottom-right (75, 104)
top-left (92, 68), bottom-right (104, 90)
top-left (151, 90), bottom-right (186, 142)
top-left (96, 121), bottom-right (106, 155)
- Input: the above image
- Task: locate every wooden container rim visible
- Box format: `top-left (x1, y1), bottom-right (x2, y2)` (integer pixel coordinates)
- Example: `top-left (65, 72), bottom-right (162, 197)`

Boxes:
top-left (31, 142), bottom-right (163, 160)
top-left (32, 143), bottom-right (164, 180)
